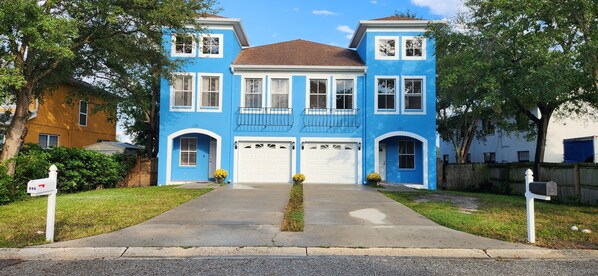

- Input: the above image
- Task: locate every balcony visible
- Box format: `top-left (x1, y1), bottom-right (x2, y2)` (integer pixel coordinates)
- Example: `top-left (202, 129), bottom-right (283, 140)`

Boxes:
top-left (236, 107), bottom-right (294, 127)
top-left (303, 108), bottom-right (360, 128)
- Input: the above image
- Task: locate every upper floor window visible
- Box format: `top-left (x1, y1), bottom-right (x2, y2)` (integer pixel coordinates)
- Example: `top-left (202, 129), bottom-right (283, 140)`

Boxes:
top-left (484, 152), bottom-right (496, 163)
top-left (270, 78), bottom-right (290, 109)
top-left (308, 79), bottom-right (328, 109)
top-left (199, 34), bottom-right (223, 58)
top-left (376, 77), bottom-right (397, 113)
top-left (402, 36), bottom-right (426, 60)
top-left (79, 100), bottom-right (88, 126)
top-left (39, 134), bottom-right (58, 149)
top-left (402, 77), bottom-right (425, 113)
top-left (171, 34), bottom-right (195, 57)
top-left (244, 78), bottom-right (263, 108)
top-left (375, 36), bottom-right (399, 60)
top-left (483, 119), bottom-right (495, 135)
top-left (199, 74), bottom-right (222, 112)
top-left (170, 74), bottom-right (195, 111)
top-left (398, 140), bottom-right (415, 169)
top-left (179, 137), bottom-right (197, 166)
top-left (335, 79), bottom-right (354, 110)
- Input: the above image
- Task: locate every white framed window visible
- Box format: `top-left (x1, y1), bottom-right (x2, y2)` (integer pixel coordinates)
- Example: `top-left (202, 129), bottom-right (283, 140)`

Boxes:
top-left (39, 134), bottom-right (58, 149)
top-left (242, 77), bottom-right (265, 109)
top-left (171, 34), bottom-right (196, 57)
top-left (375, 36), bottom-right (399, 60)
top-left (307, 78), bottom-right (328, 110)
top-left (198, 73), bottom-right (223, 112)
top-left (199, 34), bottom-right (223, 58)
top-left (518, 151), bottom-right (530, 162)
top-left (483, 119), bottom-right (495, 135)
top-left (375, 76), bottom-right (399, 114)
top-left (484, 152), bottom-right (496, 163)
top-left (79, 100), bottom-right (88, 126)
top-left (398, 140), bottom-right (415, 169)
top-left (402, 36), bottom-right (426, 60)
top-left (179, 137), bottom-right (197, 166)
top-left (170, 73), bottom-right (195, 112)
top-left (269, 77), bottom-right (291, 109)
top-left (402, 76), bottom-right (425, 114)
top-left (333, 78), bottom-right (355, 111)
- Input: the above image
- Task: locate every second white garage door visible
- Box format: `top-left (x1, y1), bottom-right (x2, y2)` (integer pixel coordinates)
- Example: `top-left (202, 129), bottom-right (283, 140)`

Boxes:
top-left (301, 142), bottom-right (358, 184)
top-left (237, 142), bottom-right (292, 183)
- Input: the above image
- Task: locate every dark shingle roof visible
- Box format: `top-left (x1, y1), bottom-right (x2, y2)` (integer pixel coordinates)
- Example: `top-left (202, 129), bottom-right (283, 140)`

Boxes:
top-left (233, 39), bottom-right (364, 66)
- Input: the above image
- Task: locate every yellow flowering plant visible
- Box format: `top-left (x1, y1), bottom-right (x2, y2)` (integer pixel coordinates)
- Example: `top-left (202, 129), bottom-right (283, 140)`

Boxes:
top-left (214, 169), bottom-right (228, 182)
top-left (292, 173), bottom-right (305, 183)
top-left (366, 172), bottom-right (382, 182)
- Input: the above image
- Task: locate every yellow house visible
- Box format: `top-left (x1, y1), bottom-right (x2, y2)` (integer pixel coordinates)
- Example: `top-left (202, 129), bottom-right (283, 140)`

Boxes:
top-left (2, 81), bottom-right (117, 148)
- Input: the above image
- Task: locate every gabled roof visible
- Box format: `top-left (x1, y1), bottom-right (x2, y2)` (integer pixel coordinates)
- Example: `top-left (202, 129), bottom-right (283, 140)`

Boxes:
top-left (232, 39), bottom-right (364, 69)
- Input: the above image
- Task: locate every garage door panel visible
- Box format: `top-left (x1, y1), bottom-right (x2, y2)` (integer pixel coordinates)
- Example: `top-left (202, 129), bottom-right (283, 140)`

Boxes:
top-left (302, 142), bottom-right (358, 184)
top-left (237, 142), bottom-right (292, 183)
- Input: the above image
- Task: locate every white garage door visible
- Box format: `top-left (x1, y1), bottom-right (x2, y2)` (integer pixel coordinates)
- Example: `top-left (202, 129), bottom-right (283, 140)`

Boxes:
top-left (237, 142), bottom-right (292, 183)
top-left (301, 142), bottom-right (358, 184)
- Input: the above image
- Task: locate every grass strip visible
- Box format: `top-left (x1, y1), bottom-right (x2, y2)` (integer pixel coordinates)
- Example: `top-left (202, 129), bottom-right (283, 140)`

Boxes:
top-left (281, 183), bottom-right (304, 232)
top-left (0, 186), bottom-right (212, 248)
top-left (382, 190), bottom-right (597, 249)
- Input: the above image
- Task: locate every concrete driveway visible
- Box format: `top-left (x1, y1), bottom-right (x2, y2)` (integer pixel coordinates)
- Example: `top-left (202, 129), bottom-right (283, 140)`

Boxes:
top-left (43, 184), bottom-right (533, 249)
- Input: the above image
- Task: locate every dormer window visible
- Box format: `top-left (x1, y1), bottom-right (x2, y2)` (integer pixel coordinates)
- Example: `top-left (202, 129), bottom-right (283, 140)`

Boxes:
top-left (402, 36), bottom-right (426, 60)
top-left (171, 34), bottom-right (195, 57)
top-left (375, 36), bottom-right (399, 60)
top-left (199, 34), bottom-right (223, 58)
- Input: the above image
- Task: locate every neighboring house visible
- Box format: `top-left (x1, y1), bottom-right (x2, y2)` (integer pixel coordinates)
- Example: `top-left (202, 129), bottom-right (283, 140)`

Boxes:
top-left (158, 15), bottom-right (440, 189)
top-left (85, 141), bottom-right (140, 155)
top-left (439, 112), bottom-right (598, 163)
top-left (0, 81), bottom-right (116, 149)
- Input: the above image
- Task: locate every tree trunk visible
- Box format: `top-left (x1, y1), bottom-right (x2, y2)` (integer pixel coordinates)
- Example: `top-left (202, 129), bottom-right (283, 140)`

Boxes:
top-left (0, 86), bottom-right (33, 175)
top-left (533, 111), bottom-right (551, 180)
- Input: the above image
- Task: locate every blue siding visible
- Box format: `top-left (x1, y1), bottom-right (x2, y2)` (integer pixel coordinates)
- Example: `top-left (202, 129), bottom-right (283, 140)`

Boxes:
top-left (171, 135), bottom-right (210, 181)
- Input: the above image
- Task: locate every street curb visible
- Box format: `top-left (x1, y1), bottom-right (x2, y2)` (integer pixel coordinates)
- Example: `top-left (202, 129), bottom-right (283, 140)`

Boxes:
top-left (1, 247), bottom-right (596, 260)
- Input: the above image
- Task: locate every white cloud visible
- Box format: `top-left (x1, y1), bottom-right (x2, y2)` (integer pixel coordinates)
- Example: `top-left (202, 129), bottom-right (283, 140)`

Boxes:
top-left (336, 25), bottom-right (354, 40)
top-left (293, 7), bottom-right (300, 12)
top-left (312, 10), bottom-right (338, 16)
top-left (410, 0), bottom-right (465, 18)
top-left (370, 0), bottom-right (378, 4)
top-left (329, 42), bottom-right (340, 46)
top-left (272, 33), bottom-right (277, 37)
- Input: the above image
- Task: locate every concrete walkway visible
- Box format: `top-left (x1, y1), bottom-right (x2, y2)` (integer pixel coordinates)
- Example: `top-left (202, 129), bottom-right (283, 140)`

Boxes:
top-left (42, 184), bottom-right (533, 249)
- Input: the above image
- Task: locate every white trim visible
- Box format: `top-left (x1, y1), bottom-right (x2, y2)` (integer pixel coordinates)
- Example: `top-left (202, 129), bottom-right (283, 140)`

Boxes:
top-left (194, 17), bottom-right (250, 47)
top-left (169, 73), bottom-right (196, 112)
top-left (166, 128), bottom-right (221, 185)
top-left (397, 139), bottom-right (416, 170)
top-left (39, 133), bottom-right (59, 149)
top-left (233, 136), bottom-right (297, 183)
top-left (179, 137), bottom-right (198, 167)
top-left (231, 65), bottom-right (367, 74)
top-left (349, 19), bottom-right (447, 48)
top-left (305, 76), bottom-right (330, 112)
top-left (78, 100), bottom-right (88, 127)
top-left (300, 137), bottom-right (362, 184)
top-left (374, 36), bottom-right (400, 60)
top-left (171, 34), bottom-right (196, 57)
top-left (268, 76), bottom-right (292, 111)
top-left (332, 76), bottom-right (358, 113)
top-left (374, 131), bottom-right (428, 189)
top-left (374, 76), bottom-right (400, 114)
top-left (197, 73), bottom-right (223, 112)
top-left (402, 36), bottom-right (426, 60)
top-left (401, 76), bottom-right (426, 115)
top-left (240, 75), bottom-right (266, 112)
top-left (198, 33), bottom-right (224, 58)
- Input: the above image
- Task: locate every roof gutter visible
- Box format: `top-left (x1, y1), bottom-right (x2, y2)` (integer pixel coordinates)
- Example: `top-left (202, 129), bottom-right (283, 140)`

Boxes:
top-left (196, 17), bottom-right (250, 46)
top-left (349, 19), bottom-right (447, 48)
top-left (230, 65), bottom-right (367, 74)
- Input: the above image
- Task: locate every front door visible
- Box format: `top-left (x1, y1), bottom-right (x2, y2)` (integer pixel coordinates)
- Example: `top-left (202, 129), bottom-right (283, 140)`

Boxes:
top-left (379, 143), bottom-right (386, 181)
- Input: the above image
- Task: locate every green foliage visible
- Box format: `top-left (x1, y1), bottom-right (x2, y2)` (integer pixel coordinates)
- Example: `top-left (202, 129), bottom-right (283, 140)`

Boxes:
top-left (0, 165), bottom-right (24, 205)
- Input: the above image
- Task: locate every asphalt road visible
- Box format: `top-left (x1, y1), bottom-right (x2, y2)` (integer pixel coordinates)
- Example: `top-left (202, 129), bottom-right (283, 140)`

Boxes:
top-left (1, 257), bottom-right (596, 276)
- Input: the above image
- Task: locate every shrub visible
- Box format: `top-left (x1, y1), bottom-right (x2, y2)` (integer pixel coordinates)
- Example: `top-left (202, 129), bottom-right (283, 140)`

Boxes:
top-left (292, 173), bottom-right (305, 183)
top-left (213, 169), bottom-right (228, 181)
top-left (366, 172), bottom-right (382, 182)
top-left (0, 165), bottom-right (25, 205)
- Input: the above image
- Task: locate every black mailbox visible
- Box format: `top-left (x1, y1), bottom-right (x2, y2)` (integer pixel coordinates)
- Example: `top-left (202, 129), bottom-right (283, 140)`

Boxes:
top-left (529, 181), bottom-right (558, 196)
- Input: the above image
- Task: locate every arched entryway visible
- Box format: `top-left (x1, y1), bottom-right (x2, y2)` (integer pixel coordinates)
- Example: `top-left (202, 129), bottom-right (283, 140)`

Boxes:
top-left (166, 128), bottom-right (221, 185)
top-left (374, 131), bottom-right (428, 189)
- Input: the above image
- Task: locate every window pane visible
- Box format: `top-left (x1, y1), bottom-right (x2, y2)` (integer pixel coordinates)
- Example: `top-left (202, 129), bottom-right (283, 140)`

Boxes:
top-left (406, 95), bottom-right (422, 110)
top-left (378, 95), bottom-right (395, 110)
top-left (201, 77), bottom-right (220, 107)
top-left (79, 101), bottom-right (88, 113)
top-left (79, 114), bottom-right (87, 125)
top-left (378, 39), bottom-right (396, 56)
top-left (49, 135), bottom-right (58, 147)
top-left (272, 94), bottom-right (288, 108)
top-left (309, 79), bottom-right (327, 109)
top-left (39, 135), bottom-right (48, 148)
top-left (188, 152), bottom-right (197, 165)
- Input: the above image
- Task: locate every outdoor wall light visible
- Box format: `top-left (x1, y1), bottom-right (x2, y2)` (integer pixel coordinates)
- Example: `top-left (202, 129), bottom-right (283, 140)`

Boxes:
top-left (358, 142), bottom-right (362, 150)
top-left (301, 142), bottom-right (305, 150)
top-left (292, 141), bottom-right (296, 150)
top-left (234, 141), bottom-right (238, 149)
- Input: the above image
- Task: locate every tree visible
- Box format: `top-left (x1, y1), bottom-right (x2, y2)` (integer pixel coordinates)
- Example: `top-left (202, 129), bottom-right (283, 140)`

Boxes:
top-left (465, 0), bottom-right (597, 177)
top-left (0, 0), bottom-right (217, 173)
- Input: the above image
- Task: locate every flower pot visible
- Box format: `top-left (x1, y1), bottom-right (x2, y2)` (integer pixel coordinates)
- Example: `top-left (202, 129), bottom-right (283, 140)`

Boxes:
top-left (215, 178), bottom-right (224, 184)
top-left (293, 181), bottom-right (303, 185)
top-left (368, 180), bottom-right (379, 187)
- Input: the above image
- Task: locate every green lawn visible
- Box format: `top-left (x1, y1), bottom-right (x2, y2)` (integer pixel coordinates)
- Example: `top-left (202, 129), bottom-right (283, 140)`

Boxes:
top-left (0, 186), bottom-right (212, 248)
top-left (281, 183), bottom-right (304, 232)
top-left (382, 190), bottom-right (598, 249)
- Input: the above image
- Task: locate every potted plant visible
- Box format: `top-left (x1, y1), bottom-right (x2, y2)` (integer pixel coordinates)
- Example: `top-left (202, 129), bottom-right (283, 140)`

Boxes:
top-left (366, 172), bottom-right (382, 187)
top-left (213, 169), bottom-right (228, 184)
top-left (292, 173), bottom-right (305, 185)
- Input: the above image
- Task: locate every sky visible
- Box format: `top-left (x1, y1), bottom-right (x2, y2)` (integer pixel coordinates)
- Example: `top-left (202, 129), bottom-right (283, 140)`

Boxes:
top-left (116, 0), bottom-right (465, 142)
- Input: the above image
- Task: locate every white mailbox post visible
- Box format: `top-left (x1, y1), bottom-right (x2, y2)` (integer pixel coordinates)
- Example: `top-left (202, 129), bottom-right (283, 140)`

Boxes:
top-left (27, 165), bottom-right (58, 242)
top-left (524, 169), bottom-right (557, 243)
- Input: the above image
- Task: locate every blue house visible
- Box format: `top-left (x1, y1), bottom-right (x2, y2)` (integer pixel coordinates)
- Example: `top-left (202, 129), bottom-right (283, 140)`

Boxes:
top-left (157, 15), bottom-right (440, 189)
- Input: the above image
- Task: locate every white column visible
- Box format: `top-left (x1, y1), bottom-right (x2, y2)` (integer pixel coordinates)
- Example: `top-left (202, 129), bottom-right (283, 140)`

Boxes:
top-left (46, 165), bottom-right (58, 242)
top-left (525, 169), bottom-right (535, 243)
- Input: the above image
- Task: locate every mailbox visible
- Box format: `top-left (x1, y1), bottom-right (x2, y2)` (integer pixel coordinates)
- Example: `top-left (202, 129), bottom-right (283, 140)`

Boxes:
top-left (529, 181), bottom-right (557, 196)
top-left (27, 177), bottom-right (57, 196)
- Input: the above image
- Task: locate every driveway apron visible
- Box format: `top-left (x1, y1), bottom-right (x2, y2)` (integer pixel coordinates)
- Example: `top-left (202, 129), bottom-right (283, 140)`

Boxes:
top-left (43, 184), bottom-right (291, 247)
